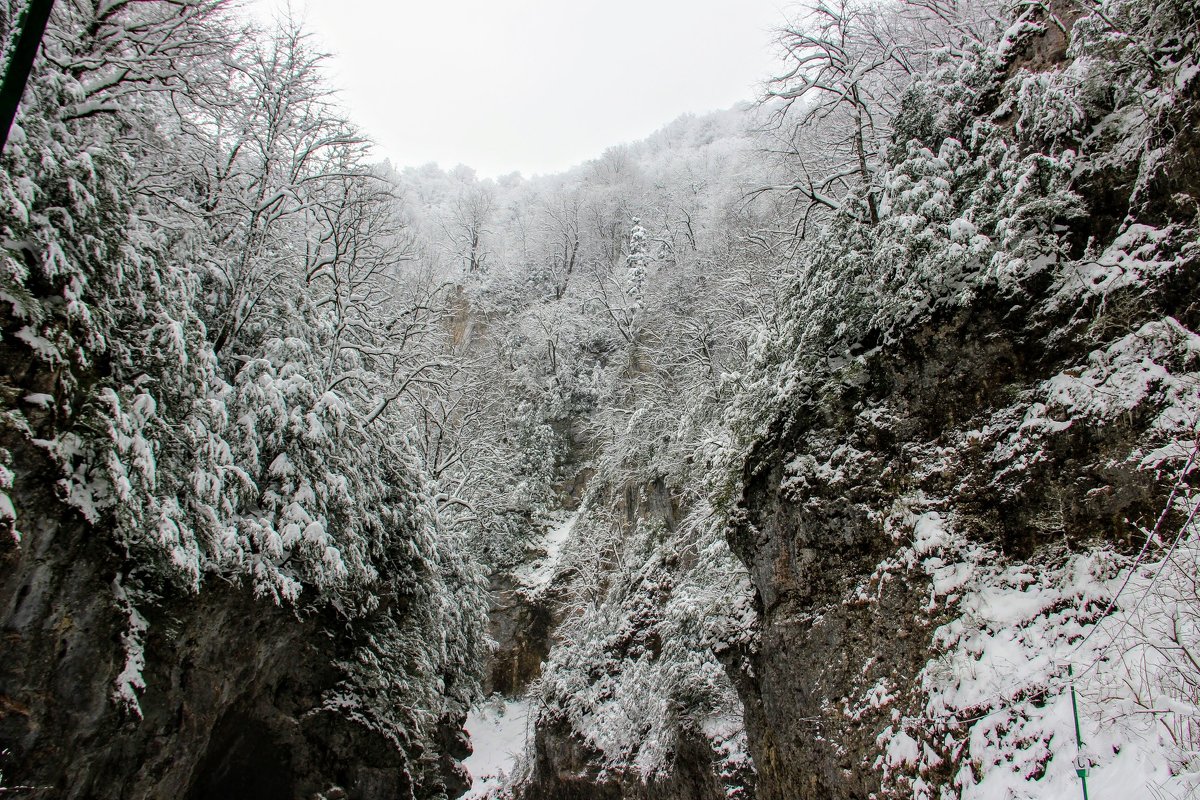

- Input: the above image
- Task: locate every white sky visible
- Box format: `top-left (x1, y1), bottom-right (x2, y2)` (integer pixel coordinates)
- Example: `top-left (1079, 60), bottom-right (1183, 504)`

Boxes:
top-left (245, 0), bottom-right (790, 178)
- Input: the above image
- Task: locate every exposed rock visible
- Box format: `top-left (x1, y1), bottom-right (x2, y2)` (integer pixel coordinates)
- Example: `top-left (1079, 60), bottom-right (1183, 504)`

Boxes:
top-left (519, 719), bottom-right (751, 800)
top-left (724, 7), bottom-right (1200, 794)
top-left (484, 574), bottom-right (558, 697)
top-left (0, 439), bottom-right (464, 800)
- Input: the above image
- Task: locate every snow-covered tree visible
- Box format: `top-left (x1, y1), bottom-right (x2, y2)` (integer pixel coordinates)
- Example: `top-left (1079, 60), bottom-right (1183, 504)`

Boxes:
top-left (0, 0), bottom-right (488, 774)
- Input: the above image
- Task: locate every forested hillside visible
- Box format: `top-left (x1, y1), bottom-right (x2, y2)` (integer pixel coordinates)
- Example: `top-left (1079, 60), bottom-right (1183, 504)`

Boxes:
top-left (0, 0), bottom-right (1198, 798)
top-left (0, 4), bottom-right (486, 797)
top-left (387, 108), bottom-right (783, 799)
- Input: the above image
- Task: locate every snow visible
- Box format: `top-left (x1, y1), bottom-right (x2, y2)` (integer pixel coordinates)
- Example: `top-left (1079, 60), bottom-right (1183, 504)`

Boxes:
top-left (988, 316), bottom-right (1200, 486)
top-left (516, 512), bottom-right (577, 591)
top-left (904, 535), bottom-right (1200, 799)
top-left (864, 490), bottom-right (1200, 798)
top-left (878, 727), bottom-right (920, 769)
top-left (912, 511), bottom-right (949, 555)
top-left (463, 696), bottom-right (531, 798)
top-left (111, 578), bottom-right (149, 718)
top-left (15, 327), bottom-right (61, 362)
top-left (1042, 318), bottom-right (1200, 427)
top-left (700, 713), bottom-right (755, 798)
top-left (0, 491), bottom-right (16, 541)
top-left (1054, 224), bottom-right (1179, 300)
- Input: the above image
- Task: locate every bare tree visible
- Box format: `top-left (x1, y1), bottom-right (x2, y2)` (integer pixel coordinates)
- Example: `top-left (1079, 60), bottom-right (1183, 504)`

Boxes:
top-left (440, 174), bottom-right (494, 276)
top-left (762, 0), bottom-right (918, 225)
top-left (758, 0), bottom-right (1000, 232)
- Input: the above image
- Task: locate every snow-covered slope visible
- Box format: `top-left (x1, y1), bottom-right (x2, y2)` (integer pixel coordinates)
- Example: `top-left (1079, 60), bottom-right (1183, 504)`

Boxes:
top-left (725, 0), bottom-right (1200, 796)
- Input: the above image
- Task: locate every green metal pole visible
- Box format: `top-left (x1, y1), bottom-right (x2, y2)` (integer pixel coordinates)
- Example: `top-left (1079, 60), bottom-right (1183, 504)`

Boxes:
top-left (0, 0), bottom-right (56, 154)
top-left (1069, 665), bottom-right (1091, 800)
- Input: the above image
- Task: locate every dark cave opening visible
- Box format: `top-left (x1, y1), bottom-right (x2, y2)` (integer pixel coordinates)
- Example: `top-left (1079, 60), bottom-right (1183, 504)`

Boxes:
top-left (185, 712), bottom-right (295, 800)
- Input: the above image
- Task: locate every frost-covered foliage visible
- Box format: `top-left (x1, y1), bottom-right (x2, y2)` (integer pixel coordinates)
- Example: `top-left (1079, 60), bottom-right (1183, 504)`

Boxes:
top-left (729, 0), bottom-right (1200, 459)
top-left (389, 108), bottom-right (782, 792)
top-left (722, 0), bottom-right (1200, 793)
top-left (535, 502), bottom-right (755, 793)
top-left (389, 105), bottom-right (790, 575)
top-left (0, 0), bottom-right (485, 761)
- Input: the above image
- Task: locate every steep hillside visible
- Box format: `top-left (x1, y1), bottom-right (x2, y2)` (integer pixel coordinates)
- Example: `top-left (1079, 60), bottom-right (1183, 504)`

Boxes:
top-left (724, 0), bottom-right (1200, 796)
top-left (387, 107), bottom-right (779, 800)
top-left (0, 5), bottom-right (487, 798)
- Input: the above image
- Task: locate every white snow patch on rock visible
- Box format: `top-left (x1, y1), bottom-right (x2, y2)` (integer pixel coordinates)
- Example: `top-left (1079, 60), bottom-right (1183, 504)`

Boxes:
top-left (517, 512), bottom-right (578, 591)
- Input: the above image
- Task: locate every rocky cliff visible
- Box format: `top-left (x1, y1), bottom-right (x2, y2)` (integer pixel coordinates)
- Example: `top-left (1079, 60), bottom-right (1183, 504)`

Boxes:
top-left (725, 0), bottom-right (1200, 796)
top-left (0, 399), bottom-right (470, 800)
top-left (0, 5), bottom-right (486, 797)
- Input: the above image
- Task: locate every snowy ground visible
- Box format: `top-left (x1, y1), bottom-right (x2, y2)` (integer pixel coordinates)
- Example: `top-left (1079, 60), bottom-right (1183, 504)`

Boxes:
top-left (463, 696), bottom-right (532, 798)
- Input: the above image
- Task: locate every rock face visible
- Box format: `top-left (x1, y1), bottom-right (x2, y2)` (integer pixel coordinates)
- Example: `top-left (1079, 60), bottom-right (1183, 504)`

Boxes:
top-left (727, 294), bottom-right (1163, 798)
top-left (519, 720), bottom-right (744, 800)
top-left (0, 439), bottom-right (463, 800)
top-left (728, 284), bottom-right (1198, 799)
top-left (484, 575), bottom-right (557, 698)
top-left (723, 7), bottom-right (1200, 799)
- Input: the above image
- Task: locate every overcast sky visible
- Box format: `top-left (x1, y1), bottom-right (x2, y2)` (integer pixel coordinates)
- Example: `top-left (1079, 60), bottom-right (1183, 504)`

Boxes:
top-left (246, 0), bottom-right (790, 178)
